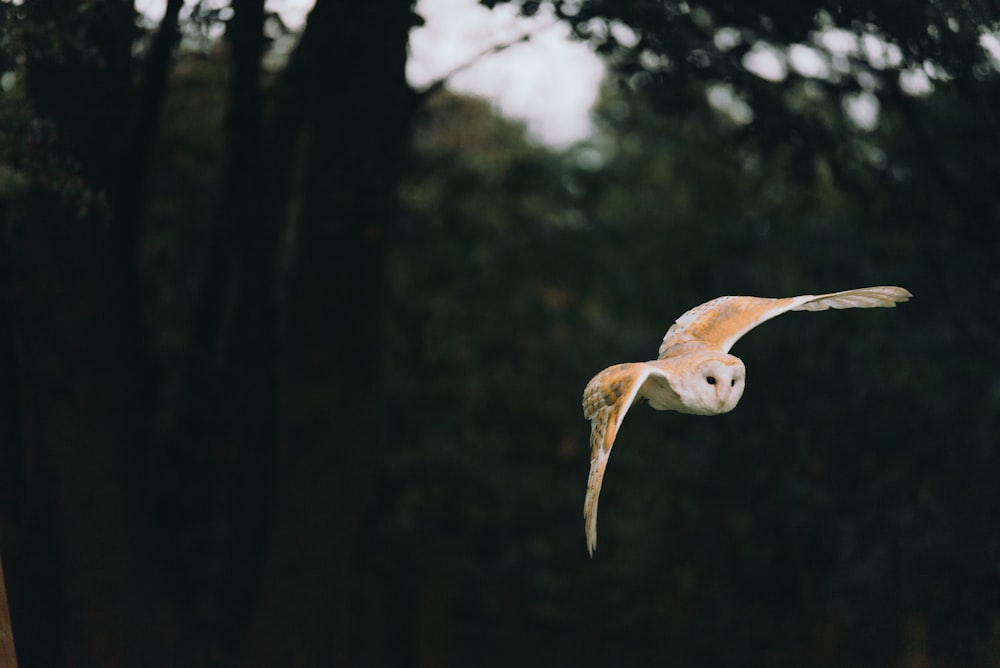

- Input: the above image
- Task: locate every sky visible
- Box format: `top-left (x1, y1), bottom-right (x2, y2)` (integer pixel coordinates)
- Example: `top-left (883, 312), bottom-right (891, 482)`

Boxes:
top-left (408, 0), bottom-right (604, 147)
top-left (134, 0), bottom-right (605, 147)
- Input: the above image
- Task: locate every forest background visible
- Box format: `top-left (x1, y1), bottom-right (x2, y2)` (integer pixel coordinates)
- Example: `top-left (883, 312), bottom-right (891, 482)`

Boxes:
top-left (1, 0), bottom-right (999, 666)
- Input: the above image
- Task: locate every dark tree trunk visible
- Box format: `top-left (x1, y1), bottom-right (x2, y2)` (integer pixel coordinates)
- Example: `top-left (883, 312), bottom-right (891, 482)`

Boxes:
top-left (171, 0), bottom-right (278, 664)
top-left (244, 1), bottom-right (418, 665)
top-left (9, 2), bottom-right (177, 665)
top-left (119, 0), bottom-right (185, 231)
top-left (213, 0), bottom-right (278, 658)
top-left (10, 195), bottom-right (175, 667)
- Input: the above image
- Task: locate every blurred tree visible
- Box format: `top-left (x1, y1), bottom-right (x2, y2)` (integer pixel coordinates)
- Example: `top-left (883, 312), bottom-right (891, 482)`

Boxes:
top-left (6, 1), bottom-right (177, 665)
top-left (243, 2), bottom-right (420, 666)
top-left (1, 0), bottom-right (420, 665)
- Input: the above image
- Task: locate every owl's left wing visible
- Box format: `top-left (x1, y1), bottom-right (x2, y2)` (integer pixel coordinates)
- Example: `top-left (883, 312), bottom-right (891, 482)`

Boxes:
top-left (583, 362), bottom-right (674, 557)
top-left (658, 286), bottom-right (911, 358)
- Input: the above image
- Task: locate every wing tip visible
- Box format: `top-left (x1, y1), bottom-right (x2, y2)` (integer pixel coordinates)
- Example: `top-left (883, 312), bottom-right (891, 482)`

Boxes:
top-left (584, 489), bottom-right (598, 558)
top-left (793, 285), bottom-right (913, 311)
top-left (854, 285), bottom-right (913, 308)
top-left (868, 285), bottom-right (912, 302)
top-left (891, 286), bottom-right (913, 302)
top-left (585, 510), bottom-right (598, 558)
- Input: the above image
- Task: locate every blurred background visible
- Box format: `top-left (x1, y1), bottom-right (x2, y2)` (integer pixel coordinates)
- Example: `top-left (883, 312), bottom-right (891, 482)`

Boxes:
top-left (0, 0), bottom-right (998, 666)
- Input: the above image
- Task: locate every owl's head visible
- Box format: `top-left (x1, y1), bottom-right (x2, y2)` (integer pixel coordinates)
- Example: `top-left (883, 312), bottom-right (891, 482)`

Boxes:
top-left (676, 353), bottom-right (746, 416)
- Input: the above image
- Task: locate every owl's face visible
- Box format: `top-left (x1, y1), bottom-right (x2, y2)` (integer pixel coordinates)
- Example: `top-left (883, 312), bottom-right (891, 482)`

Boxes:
top-left (676, 353), bottom-right (746, 416)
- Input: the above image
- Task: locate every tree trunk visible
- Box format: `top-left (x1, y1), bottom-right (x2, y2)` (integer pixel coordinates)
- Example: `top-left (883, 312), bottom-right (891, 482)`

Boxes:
top-left (10, 2), bottom-right (177, 665)
top-left (244, 1), bottom-right (418, 665)
top-left (171, 0), bottom-right (278, 663)
top-left (10, 194), bottom-right (175, 667)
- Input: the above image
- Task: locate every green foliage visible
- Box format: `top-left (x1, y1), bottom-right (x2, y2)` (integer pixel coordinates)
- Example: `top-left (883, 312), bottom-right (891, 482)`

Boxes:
top-left (384, 73), bottom-right (1000, 662)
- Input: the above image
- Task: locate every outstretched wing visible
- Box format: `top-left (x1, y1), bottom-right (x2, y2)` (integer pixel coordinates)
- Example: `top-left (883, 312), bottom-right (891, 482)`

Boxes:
top-left (658, 286), bottom-right (911, 359)
top-left (582, 362), bottom-right (673, 557)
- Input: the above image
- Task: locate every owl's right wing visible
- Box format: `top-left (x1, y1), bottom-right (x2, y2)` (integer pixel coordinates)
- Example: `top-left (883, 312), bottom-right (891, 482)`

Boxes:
top-left (658, 286), bottom-right (911, 358)
top-left (582, 362), bottom-right (673, 557)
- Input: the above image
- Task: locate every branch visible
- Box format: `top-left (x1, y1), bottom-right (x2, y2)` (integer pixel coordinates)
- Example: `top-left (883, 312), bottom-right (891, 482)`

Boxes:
top-left (414, 32), bottom-right (532, 100)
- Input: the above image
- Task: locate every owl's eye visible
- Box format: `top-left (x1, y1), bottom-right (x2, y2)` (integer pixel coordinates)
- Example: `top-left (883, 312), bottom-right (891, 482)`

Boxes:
top-left (730, 378), bottom-right (736, 387)
top-left (706, 376), bottom-right (716, 385)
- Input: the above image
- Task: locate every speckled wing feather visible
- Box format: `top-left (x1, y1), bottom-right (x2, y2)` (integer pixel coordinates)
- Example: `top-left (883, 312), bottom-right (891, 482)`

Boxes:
top-left (658, 286), bottom-right (912, 359)
top-left (582, 362), bottom-right (673, 557)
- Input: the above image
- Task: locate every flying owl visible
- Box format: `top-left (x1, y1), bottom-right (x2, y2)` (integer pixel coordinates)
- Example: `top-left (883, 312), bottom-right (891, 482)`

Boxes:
top-left (582, 286), bottom-right (911, 556)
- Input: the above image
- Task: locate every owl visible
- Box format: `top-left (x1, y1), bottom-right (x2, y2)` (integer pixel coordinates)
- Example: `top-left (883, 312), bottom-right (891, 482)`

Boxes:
top-left (583, 286), bottom-right (911, 556)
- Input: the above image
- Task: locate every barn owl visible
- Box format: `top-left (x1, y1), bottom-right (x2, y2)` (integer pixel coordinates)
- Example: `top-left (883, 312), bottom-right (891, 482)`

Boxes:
top-left (582, 286), bottom-right (911, 556)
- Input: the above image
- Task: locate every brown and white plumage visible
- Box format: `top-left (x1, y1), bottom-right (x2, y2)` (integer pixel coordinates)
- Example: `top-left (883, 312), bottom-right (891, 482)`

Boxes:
top-left (583, 286), bottom-right (911, 556)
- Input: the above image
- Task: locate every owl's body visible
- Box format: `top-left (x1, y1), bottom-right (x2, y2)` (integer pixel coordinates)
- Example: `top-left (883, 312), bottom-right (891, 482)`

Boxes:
top-left (583, 286), bottom-right (911, 556)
